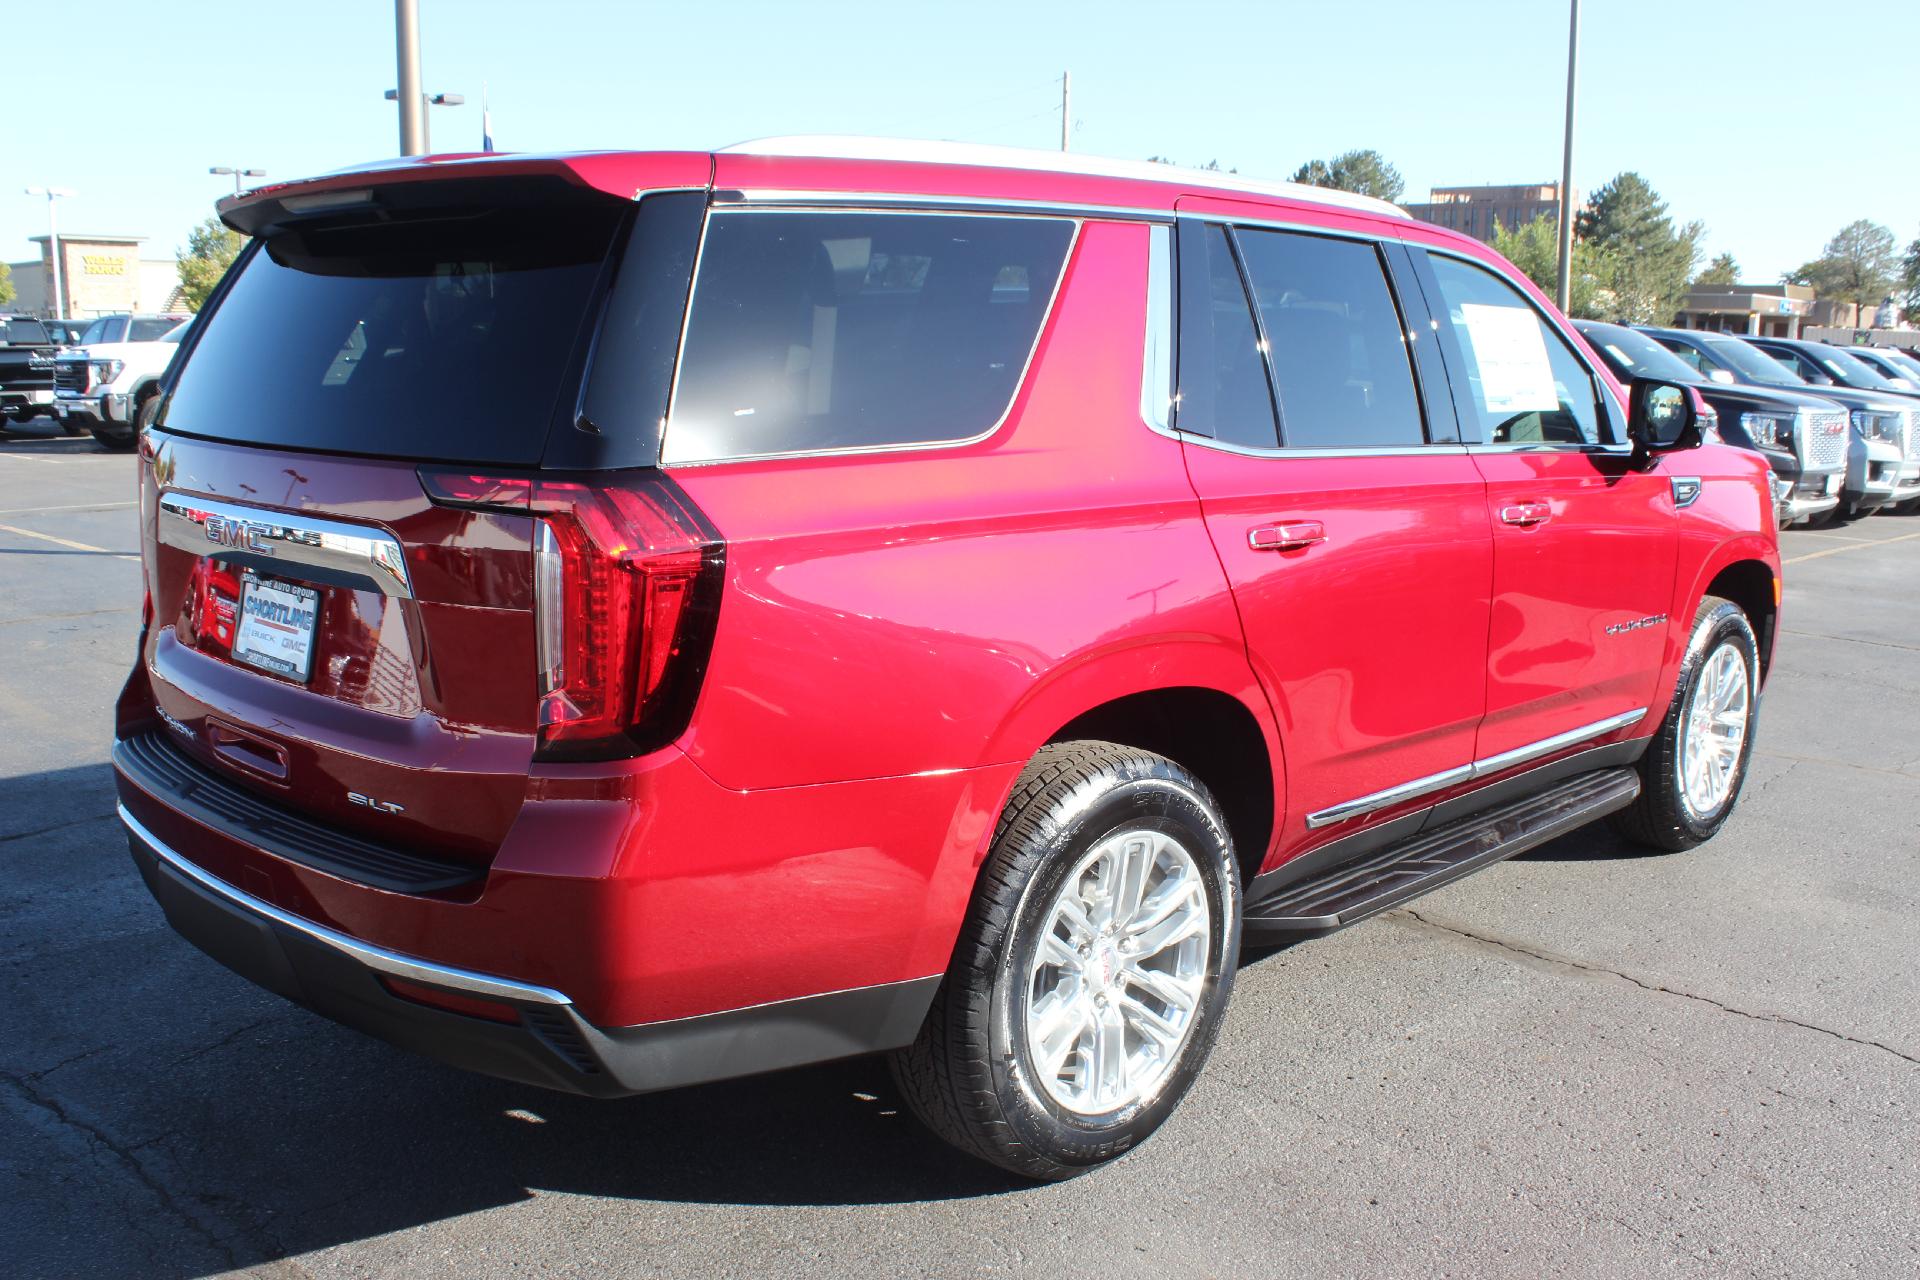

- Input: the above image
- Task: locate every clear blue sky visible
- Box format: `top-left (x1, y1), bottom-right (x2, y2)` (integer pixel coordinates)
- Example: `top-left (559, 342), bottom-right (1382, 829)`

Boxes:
top-left (7, 0), bottom-right (1916, 287)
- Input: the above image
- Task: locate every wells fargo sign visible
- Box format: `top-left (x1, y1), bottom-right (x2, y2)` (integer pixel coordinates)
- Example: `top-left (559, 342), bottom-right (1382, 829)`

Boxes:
top-left (80, 254), bottom-right (129, 276)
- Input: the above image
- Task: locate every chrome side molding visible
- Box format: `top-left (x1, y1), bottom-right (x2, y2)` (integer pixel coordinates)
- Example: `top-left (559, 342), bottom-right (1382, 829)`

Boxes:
top-left (158, 492), bottom-right (412, 597)
top-left (1305, 708), bottom-right (1648, 830)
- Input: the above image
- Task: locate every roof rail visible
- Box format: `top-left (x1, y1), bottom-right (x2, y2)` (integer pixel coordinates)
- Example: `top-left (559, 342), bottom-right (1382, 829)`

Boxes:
top-left (720, 136), bottom-right (1407, 219)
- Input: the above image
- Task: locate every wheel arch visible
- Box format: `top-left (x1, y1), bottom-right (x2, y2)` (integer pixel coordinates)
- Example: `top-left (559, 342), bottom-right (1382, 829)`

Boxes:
top-left (978, 640), bottom-right (1285, 888)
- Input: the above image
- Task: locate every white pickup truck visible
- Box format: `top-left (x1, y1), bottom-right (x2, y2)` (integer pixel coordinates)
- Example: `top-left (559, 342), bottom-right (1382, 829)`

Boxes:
top-left (52, 314), bottom-right (190, 450)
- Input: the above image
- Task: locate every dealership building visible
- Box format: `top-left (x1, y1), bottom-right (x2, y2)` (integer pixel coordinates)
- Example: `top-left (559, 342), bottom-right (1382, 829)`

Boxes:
top-left (7, 233), bottom-right (188, 317)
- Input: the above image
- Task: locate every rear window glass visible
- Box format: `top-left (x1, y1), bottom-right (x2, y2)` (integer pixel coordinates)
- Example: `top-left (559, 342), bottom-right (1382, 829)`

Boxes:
top-left (661, 211), bottom-right (1075, 464)
top-left (4, 318), bottom-right (50, 345)
top-left (161, 203), bottom-right (623, 465)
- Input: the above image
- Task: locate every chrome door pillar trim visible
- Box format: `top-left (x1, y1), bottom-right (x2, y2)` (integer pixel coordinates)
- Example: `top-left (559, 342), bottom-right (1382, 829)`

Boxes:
top-left (1303, 708), bottom-right (1649, 829)
top-left (158, 492), bottom-right (413, 597)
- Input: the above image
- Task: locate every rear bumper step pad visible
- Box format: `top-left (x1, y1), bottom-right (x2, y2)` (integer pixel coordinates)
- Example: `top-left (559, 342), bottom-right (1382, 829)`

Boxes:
top-left (1243, 767), bottom-right (1641, 939)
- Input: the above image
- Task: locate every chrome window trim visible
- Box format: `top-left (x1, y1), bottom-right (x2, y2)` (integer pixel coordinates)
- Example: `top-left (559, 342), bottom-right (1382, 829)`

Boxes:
top-left (119, 804), bottom-right (573, 1007)
top-left (157, 492), bottom-right (413, 598)
top-left (720, 189), bottom-right (1172, 223)
top-left (657, 209), bottom-right (1083, 469)
top-left (1304, 709), bottom-right (1649, 829)
top-left (1167, 431), bottom-right (1470, 460)
top-left (1140, 223), bottom-right (1174, 432)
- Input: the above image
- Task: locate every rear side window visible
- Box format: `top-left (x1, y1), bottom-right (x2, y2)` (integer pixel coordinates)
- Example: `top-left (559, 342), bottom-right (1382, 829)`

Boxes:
top-left (102, 317), bottom-right (128, 343)
top-left (162, 202), bottom-right (624, 465)
top-left (1234, 229), bottom-right (1424, 448)
top-left (1173, 223), bottom-right (1279, 449)
top-left (129, 317), bottom-right (176, 342)
top-left (1425, 254), bottom-right (1605, 446)
top-left (661, 211), bottom-right (1074, 464)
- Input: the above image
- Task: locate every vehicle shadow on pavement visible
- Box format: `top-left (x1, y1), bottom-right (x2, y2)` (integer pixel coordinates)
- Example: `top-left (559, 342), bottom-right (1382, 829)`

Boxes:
top-left (1, 764), bottom-right (1029, 1277)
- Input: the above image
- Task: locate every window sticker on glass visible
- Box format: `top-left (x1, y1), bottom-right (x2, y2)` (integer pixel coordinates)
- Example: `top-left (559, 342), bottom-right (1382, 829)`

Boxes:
top-left (1458, 303), bottom-right (1560, 414)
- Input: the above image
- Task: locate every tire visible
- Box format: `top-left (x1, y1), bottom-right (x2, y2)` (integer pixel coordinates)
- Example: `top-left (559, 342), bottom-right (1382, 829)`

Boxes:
top-left (889, 741), bottom-right (1242, 1180)
top-left (89, 425), bottom-right (136, 452)
top-left (58, 415), bottom-right (88, 437)
top-left (1611, 596), bottom-right (1759, 853)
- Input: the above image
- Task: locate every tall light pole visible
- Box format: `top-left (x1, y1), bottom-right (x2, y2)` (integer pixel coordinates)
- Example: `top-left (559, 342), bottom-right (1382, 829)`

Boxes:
top-left (394, 0), bottom-right (426, 155)
top-left (385, 89), bottom-right (464, 154)
top-left (209, 166), bottom-right (266, 195)
top-left (1554, 0), bottom-right (1580, 313)
top-left (24, 186), bottom-right (75, 318)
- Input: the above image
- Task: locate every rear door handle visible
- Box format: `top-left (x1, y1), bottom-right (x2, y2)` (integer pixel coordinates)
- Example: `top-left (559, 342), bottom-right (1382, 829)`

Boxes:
top-left (1248, 520), bottom-right (1327, 551)
top-left (1498, 501), bottom-right (1552, 527)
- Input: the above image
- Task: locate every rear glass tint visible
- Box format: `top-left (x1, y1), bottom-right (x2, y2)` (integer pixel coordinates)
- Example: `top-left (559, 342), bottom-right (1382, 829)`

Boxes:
top-left (161, 202), bottom-right (623, 465)
top-left (661, 211), bottom-right (1075, 464)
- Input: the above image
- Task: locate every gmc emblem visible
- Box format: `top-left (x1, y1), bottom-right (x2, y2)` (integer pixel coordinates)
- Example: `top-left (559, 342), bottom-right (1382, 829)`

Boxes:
top-left (203, 514), bottom-right (275, 555)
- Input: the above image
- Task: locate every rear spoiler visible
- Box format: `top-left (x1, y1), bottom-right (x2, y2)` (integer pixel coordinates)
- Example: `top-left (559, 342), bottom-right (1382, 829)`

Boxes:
top-left (217, 151), bottom-right (714, 238)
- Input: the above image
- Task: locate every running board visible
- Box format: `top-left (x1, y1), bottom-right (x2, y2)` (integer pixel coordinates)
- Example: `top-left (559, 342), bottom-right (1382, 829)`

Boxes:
top-left (1243, 768), bottom-right (1641, 941)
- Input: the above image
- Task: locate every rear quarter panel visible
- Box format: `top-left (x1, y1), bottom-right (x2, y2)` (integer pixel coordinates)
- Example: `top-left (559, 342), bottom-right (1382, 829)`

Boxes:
top-left (667, 220), bottom-right (1272, 797)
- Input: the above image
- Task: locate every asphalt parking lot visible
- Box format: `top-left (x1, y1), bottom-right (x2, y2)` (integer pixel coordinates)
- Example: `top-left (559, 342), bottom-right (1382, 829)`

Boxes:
top-left (1, 422), bottom-right (1914, 1279)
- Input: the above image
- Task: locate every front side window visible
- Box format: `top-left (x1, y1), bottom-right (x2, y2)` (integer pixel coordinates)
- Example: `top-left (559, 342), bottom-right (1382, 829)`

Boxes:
top-left (1426, 254), bottom-right (1603, 445)
top-left (1234, 229), bottom-right (1423, 448)
top-left (662, 211), bottom-right (1075, 464)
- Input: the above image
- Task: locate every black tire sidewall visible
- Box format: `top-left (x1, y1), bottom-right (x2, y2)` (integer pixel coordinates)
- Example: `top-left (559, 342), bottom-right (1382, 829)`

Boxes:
top-left (1654, 601), bottom-right (1760, 842)
top-left (983, 771), bottom-right (1240, 1172)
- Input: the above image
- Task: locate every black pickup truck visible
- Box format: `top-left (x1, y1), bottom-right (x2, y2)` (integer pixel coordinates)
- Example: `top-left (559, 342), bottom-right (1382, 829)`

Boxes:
top-left (0, 316), bottom-right (63, 428)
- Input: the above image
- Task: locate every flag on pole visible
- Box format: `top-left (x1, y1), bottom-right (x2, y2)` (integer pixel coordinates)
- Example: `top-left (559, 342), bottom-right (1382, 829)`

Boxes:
top-left (482, 82), bottom-right (495, 153)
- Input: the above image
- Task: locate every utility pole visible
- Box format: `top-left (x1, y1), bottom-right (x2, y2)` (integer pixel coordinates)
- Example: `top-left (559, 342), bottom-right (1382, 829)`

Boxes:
top-left (1060, 71), bottom-right (1071, 152)
top-left (24, 186), bottom-right (74, 318)
top-left (394, 0), bottom-right (426, 156)
top-left (1554, 0), bottom-right (1580, 313)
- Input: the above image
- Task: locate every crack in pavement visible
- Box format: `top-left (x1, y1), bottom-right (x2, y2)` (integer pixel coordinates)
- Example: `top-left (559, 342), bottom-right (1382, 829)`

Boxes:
top-left (1393, 908), bottom-right (1920, 1068)
top-left (1779, 627), bottom-right (1920, 655)
top-left (0, 811), bottom-right (117, 845)
top-left (1754, 748), bottom-right (1920, 783)
top-left (0, 1067), bottom-right (243, 1271)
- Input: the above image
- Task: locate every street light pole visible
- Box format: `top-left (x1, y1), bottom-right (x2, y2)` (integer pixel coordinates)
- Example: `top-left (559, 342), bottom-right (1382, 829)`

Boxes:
top-left (208, 166), bottom-right (266, 196)
top-left (24, 186), bottom-right (75, 319)
top-left (1554, 0), bottom-right (1580, 313)
top-left (394, 0), bottom-right (426, 156)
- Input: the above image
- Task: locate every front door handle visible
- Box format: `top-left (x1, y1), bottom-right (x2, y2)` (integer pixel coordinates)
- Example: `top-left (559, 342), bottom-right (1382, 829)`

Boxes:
top-left (1499, 501), bottom-right (1552, 527)
top-left (1248, 520), bottom-right (1327, 551)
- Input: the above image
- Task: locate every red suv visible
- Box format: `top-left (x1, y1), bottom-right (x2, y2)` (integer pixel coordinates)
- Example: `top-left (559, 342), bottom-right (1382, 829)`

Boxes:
top-left (115, 138), bottom-right (1780, 1179)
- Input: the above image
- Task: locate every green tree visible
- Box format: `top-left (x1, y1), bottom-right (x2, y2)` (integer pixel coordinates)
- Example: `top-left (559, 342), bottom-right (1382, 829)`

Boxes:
top-left (1288, 149), bottom-right (1404, 203)
top-left (0, 260), bottom-right (13, 308)
top-left (1575, 172), bottom-right (1701, 324)
top-left (1788, 219), bottom-right (1900, 310)
top-left (1902, 232), bottom-right (1920, 319)
top-left (1693, 253), bottom-right (1739, 287)
top-left (1492, 214), bottom-right (1607, 318)
top-left (176, 217), bottom-right (245, 313)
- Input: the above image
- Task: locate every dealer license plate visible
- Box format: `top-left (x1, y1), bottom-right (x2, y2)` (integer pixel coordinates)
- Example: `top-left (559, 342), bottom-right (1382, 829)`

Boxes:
top-left (232, 574), bottom-right (319, 682)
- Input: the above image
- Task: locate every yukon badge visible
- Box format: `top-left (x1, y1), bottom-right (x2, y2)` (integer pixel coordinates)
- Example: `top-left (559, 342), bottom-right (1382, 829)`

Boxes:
top-left (348, 791), bottom-right (406, 815)
top-left (1605, 614), bottom-right (1668, 636)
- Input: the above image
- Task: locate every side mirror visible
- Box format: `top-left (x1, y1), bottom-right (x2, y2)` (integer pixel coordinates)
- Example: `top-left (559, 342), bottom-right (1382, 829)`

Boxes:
top-left (1627, 378), bottom-right (1700, 464)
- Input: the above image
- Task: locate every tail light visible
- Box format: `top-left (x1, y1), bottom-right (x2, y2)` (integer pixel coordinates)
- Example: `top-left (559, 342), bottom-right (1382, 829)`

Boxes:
top-left (420, 468), bottom-right (724, 762)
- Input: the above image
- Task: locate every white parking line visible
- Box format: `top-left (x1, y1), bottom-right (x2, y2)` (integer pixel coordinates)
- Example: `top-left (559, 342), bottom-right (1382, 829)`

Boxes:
top-left (0, 521), bottom-right (139, 560)
top-left (1783, 531), bottom-right (1920, 565)
top-left (0, 452), bottom-right (65, 463)
top-left (0, 501), bottom-right (136, 516)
